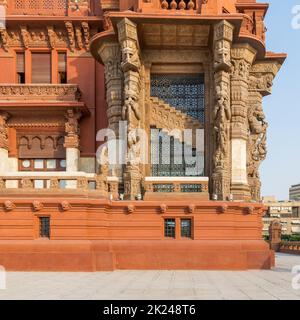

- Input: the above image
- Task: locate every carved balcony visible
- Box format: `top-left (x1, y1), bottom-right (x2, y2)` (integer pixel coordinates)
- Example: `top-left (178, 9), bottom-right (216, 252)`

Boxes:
top-left (0, 84), bottom-right (81, 102)
top-left (143, 177), bottom-right (209, 201)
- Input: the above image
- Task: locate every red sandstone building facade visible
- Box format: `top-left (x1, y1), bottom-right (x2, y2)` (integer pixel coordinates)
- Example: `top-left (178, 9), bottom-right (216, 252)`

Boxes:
top-left (0, 0), bottom-right (286, 271)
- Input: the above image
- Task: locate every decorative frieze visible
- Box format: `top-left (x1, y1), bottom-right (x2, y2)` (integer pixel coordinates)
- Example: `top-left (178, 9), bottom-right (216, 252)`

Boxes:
top-left (0, 84), bottom-right (81, 102)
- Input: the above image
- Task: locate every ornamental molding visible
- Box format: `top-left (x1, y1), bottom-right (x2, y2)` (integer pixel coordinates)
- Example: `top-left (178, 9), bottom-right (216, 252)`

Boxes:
top-left (0, 84), bottom-right (81, 102)
top-left (0, 23), bottom-right (93, 51)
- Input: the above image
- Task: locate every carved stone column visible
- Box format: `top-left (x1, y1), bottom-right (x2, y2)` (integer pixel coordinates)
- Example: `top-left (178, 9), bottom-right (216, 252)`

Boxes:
top-left (0, 111), bottom-right (10, 174)
top-left (97, 41), bottom-right (123, 179)
top-left (247, 62), bottom-right (279, 201)
top-left (64, 109), bottom-right (82, 174)
top-left (212, 20), bottom-right (234, 201)
top-left (117, 18), bottom-right (142, 200)
top-left (230, 44), bottom-right (256, 201)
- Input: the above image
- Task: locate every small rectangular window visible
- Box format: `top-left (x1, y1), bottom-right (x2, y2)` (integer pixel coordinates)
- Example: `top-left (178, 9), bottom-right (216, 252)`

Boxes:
top-left (34, 159), bottom-right (44, 169)
top-left (181, 219), bottom-right (192, 238)
top-left (16, 52), bottom-right (25, 84)
top-left (164, 219), bottom-right (176, 238)
top-left (58, 52), bottom-right (67, 84)
top-left (32, 53), bottom-right (51, 84)
top-left (39, 217), bottom-right (50, 238)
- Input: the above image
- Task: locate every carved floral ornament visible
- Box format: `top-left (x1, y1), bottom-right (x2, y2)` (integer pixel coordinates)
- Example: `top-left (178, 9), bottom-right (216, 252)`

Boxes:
top-left (0, 22), bottom-right (92, 52)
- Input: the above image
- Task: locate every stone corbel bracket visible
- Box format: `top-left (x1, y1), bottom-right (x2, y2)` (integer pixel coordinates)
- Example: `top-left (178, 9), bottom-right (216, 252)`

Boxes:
top-left (249, 62), bottom-right (282, 96)
top-left (4, 200), bottom-right (16, 212)
top-left (65, 21), bottom-right (76, 52)
top-left (0, 28), bottom-right (9, 52)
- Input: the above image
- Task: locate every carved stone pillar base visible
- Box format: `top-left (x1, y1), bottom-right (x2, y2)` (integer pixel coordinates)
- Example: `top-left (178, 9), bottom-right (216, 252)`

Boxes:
top-left (248, 177), bottom-right (261, 202)
top-left (212, 171), bottom-right (230, 201)
top-left (231, 183), bottom-right (251, 201)
top-left (124, 165), bottom-right (141, 200)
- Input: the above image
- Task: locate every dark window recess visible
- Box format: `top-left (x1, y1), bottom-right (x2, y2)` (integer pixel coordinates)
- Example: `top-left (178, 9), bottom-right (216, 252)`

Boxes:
top-left (16, 52), bottom-right (25, 84)
top-left (39, 217), bottom-right (50, 238)
top-left (164, 219), bottom-right (176, 238)
top-left (58, 53), bottom-right (67, 84)
top-left (181, 219), bottom-right (192, 238)
top-left (32, 53), bottom-right (51, 84)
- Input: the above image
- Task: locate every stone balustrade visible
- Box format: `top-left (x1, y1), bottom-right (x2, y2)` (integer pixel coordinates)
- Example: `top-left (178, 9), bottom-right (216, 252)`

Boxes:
top-left (0, 84), bottom-right (81, 102)
top-left (280, 242), bottom-right (300, 255)
top-left (0, 173), bottom-right (119, 199)
top-left (144, 176), bottom-right (209, 201)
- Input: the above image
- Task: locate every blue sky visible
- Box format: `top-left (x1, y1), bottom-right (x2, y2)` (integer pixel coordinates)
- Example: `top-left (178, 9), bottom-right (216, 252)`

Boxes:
top-left (260, 0), bottom-right (300, 200)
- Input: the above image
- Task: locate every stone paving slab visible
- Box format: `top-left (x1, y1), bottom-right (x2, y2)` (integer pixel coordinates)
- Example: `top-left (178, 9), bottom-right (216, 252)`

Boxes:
top-left (0, 253), bottom-right (299, 300)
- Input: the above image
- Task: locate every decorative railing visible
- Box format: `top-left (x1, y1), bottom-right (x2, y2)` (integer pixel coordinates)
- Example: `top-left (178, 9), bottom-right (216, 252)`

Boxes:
top-left (143, 177), bottom-right (209, 200)
top-left (7, 0), bottom-right (68, 15)
top-left (0, 173), bottom-right (119, 199)
top-left (0, 84), bottom-right (81, 102)
top-left (280, 242), bottom-right (300, 254)
top-left (161, 0), bottom-right (196, 11)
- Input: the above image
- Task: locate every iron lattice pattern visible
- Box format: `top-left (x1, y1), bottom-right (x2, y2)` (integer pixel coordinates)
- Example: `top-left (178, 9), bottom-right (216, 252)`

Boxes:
top-left (151, 131), bottom-right (204, 177)
top-left (151, 74), bottom-right (205, 124)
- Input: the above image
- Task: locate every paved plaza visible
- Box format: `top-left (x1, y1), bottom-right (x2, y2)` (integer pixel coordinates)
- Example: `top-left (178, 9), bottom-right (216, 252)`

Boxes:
top-left (0, 253), bottom-right (299, 300)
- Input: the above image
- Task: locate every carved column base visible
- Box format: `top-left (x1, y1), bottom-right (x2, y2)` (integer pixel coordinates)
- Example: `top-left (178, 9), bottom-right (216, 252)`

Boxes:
top-left (230, 183), bottom-right (251, 201)
top-left (248, 177), bottom-right (261, 202)
top-left (212, 171), bottom-right (230, 201)
top-left (124, 165), bottom-right (141, 200)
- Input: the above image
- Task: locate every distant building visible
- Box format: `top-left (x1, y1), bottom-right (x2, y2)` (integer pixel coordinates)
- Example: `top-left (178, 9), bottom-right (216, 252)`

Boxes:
top-left (262, 197), bottom-right (300, 236)
top-left (289, 184), bottom-right (300, 201)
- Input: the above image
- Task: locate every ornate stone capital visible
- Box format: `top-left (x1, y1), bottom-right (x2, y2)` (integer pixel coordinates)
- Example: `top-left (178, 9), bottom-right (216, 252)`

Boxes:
top-left (214, 20), bottom-right (234, 72)
top-left (249, 61), bottom-right (281, 96)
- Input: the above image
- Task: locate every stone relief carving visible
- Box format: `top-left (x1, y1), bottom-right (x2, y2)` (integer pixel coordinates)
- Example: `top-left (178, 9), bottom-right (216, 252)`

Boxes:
top-left (65, 21), bottom-right (76, 52)
top-left (212, 20), bottom-right (234, 200)
top-left (64, 109), bottom-right (82, 149)
top-left (0, 111), bottom-right (10, 150)
top-left (247, 100), bottom-right (268, 201)
top-left (118, 18), bottom-right (143, 200)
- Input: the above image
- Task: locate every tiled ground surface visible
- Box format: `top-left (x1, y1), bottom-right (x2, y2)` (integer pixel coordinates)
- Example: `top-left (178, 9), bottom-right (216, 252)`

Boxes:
top-left (0, 253), bottom-right (299, 300)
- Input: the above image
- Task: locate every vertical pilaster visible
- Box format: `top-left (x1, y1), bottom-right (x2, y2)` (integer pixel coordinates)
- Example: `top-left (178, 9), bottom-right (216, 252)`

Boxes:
top-left (0, 111), bottom-right (10, 174)
top-left (247, 61), bottom-right (279, 201)
top-left (97, 41), bottom-right (123, 179)
top-left (212, 20), bottom-right (234, 201)
top-left (118, 18), bottom-right (143, 200)
top-left (230, 44), bottom-right (256, 201)
top-left (64, 109), bottom-right (82, 174)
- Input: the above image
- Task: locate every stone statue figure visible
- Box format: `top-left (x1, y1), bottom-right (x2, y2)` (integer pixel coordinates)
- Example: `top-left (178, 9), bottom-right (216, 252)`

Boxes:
top-left (213, 85), bottom-right (231, 168)
top-left (247, 103), bottom-right (268, 179)
top-left (65, 109), bottom-right (81, 137)
top-left (127, 125), bottom-right (141, 169)
top-left (122, 86), bottom-right (141, 123)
